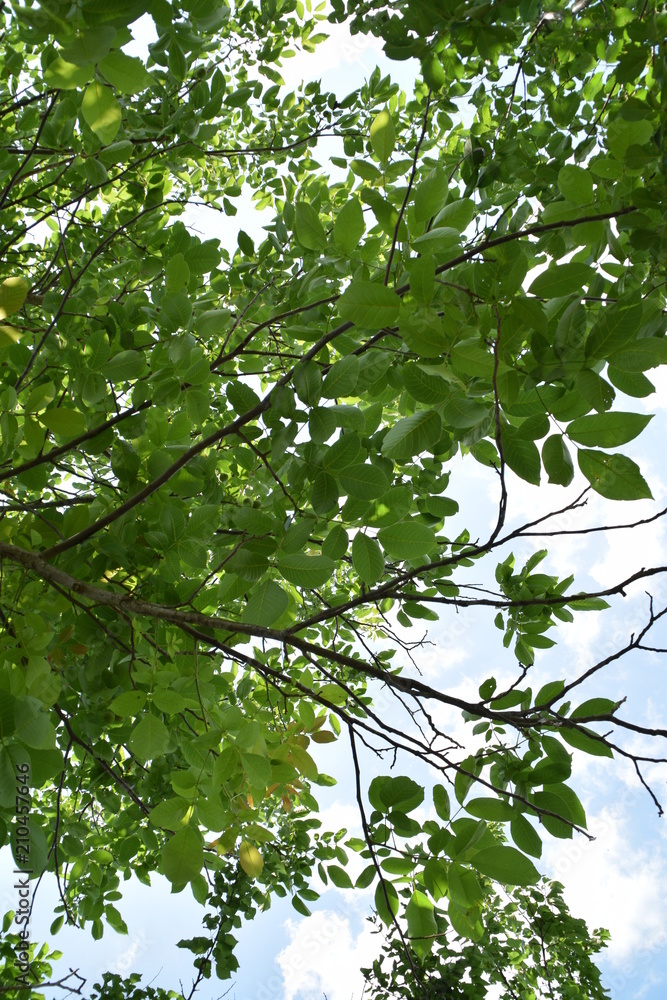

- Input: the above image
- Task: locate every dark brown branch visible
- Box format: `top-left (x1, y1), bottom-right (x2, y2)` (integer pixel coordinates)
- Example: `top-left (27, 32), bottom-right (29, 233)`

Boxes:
top-left (384, 92), bottom-right (431, 285)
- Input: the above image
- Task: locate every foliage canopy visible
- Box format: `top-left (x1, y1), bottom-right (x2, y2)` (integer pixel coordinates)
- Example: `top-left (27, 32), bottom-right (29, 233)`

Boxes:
top-left (0, 0), bottom-right (666, 996)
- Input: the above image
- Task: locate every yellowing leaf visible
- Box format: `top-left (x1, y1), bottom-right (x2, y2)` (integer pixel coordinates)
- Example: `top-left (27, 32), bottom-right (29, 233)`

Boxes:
top-left (239, 841), bottom-right (264, 879)
top-left (0, 325), bottom-right (22, 347)
top-left (0, 277), bottom-right (28, 319)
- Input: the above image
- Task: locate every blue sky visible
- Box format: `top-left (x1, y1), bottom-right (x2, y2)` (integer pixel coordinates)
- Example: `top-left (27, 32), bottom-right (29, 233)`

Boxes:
top-left (2, 11), bottom-right (666, 1000)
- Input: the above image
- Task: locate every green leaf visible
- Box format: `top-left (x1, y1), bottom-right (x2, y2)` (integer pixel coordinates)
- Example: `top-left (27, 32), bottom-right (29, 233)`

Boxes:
top-left (465, 797), bottom-right (515, 822)
top-left (288, 744), bottom-right (318, 779)
top-left (455, 756), bottom-right (480, 805)
top-left (322, 433), bottom-right (361, 472)
top-left (293, 360), bottom-right (322, 405)
top-left (570, 698), bottom-right (618, 719)
top-left (338, 282), bottom-right (401, 329)
top-left (607, 117), bottom-right (653, 159)
top-left (356, 864), bottom-right (376, 889)
top-left (557, 165), bottom-right (594, 205)
top-left (295, 202), bottom-right (327, 251)
top-left (411, 227), bottom-right (460, 255)
top-left (39, 408), bottom-right (87, 438)
top-left (501, 426), bottom-right (541, 485)
top-left (339, 463), bottom-right (390, 500)
top-left (318, 683), bottom-right (347, 706)
top-left (421, 52), bottom-right (446, 90)
top-left (276, 554), bottom-right (335, 588)
top-left (435, 198), bottom-right (476, 232)
top-left (241, 752), bottom-right (273, 789)
top-left (400, 306), bottom-right (448, 357)
top-left (578, 450), bottom-right (652, 500)
top-left (442, 394), bottom-right (489, 429)
top-left (448, 864), bottom-right (483, 908)
top-left (15, 699), bottom-right (55, 749)
top-left (62, 27), bottom-right (116, 65)
top-left (327, 864), bottom-right (354, 889)
top-left (98, 51), bottom-right (153, 93)
top-left (370, 109), bottom-right (396, 163)
top-left (280, 516), bottom-right (315, 552)
top-left (309, 407), bottom-right (337, 443)
top-left (374, 880), bottom-right (399, 925)
top-left (405, 889), bottom-right (437, 957)
top-left (365, 485), bottom-right (413, 528)
top-left (44, 57), bottom-right (93, 89)
top-left (128, 715), bottom-right (170, 761)
top-left (184, 240), bottom-right (221, 275)
top-left (378, 520), bottom-right (436, 560)
top-left (382, 410), bottom-right (442, 461)
top-left (568, 412), bottom-right (652, 448)
top-left (528, 263), bottom-right (596, 299)
top-left (161, 826), bottom-right (204, 885)
top-left (423, 496), bottom-right (458, 519)
top-left (510, 815), bottom-right (542, 859)
top-left (110, 690), bottom-right (147, 717)
top-left (238, 230), bottom-right (255, 255)
top-left (322, 524), bottom-right (348, 560)
top-left (241, 580), bottom-right (289, 626)
top-left (469, 846), bottom-right (540, 886)
top-left (407, 253), bottom-right (435, 305)
top-left (414, 170), bottom-right (448, 222)
top-left (228, 381), bottom-right (261, 414)
top-left (423, 858), bottom-right (449, 900)
top-left (369, 774), bottom-right (424, 813)
top-left (541, 783), bottom-right (587, 828)
top-left (168, 42), bottom-right (188, 80)
top-left (310, 471), bottom-right (339, 515)
top-left (81, 82), bottom-right (122, 144)
top-left (104, 350), bottom-right (147, 382)
top-left (560, 726), bottom-right (613, 757)
top-left (534, 680), bottom-right (565, 706)
top-left (334, 197), bottom-right (365, 255)
top-left (567, 597), bottom-right (610, 611)
top-left (585, 301), bottom-right (643, 359)
top-left (321, 356), bottom-right (360, 399)
top-left (610, 337), bottom-right (667, 372)
top-left (607, 366), bottom-right (655, 397)
top-left (291, 895), bottom-right (311, 917)
top-left (165, 254), bottom-right (190, 292)
top-left (352, 533), bottom-right (384, 586)
top-left (542, 435), bottom-right (574, 486)
top-left (149, 798), bottom-right (192, 831)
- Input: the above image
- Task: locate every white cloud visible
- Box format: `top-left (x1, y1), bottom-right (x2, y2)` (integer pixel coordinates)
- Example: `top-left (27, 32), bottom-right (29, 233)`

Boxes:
top-left (277, 18), bottom-right (383, 94)
top-left (543, 806), bottom-right (667, 968)
top-left (278, 908), bottom-right (379, 1000)
top-left (318, 801), bottom-right (364, 837)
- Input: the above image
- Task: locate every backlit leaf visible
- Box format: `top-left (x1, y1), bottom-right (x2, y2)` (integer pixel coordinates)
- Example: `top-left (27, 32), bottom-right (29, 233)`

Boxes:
top-left (295, 202), bottom-right (327, 251)
top-left (81, 82), bottom-right (122, 144)
top-left (370, 109), bottom-right (396, 163)
top-left (161, 826), bottom-right (204, 885)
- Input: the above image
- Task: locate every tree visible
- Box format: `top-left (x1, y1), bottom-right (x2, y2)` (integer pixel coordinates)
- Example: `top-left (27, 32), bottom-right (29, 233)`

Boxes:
top-left (0, 0), bottom-right (665, 996)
